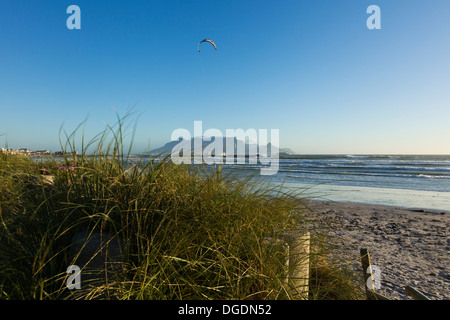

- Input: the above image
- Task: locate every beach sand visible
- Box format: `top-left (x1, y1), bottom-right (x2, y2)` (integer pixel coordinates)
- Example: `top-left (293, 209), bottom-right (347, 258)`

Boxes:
top-left (302, 200), bottom-right (449, 300)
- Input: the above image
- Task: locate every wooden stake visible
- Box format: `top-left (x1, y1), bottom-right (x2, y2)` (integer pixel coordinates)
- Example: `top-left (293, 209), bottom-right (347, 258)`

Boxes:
top-left (405, 286), bottom-right (430, 300)
top-left (360, 248), bottom-right (377, 300)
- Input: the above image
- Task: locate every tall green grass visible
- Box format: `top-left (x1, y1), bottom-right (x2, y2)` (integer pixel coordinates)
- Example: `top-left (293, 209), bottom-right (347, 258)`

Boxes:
top-left (0, 114), bottom-right (362, 300)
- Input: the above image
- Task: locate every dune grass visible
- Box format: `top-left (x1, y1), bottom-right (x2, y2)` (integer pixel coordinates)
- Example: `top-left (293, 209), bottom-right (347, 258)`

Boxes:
top-left (0, 115), bottom-right (362, 300)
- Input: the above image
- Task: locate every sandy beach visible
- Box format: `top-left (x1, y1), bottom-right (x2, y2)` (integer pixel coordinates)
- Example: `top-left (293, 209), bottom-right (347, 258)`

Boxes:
top-left (303, 200), bottom-right (449, 300)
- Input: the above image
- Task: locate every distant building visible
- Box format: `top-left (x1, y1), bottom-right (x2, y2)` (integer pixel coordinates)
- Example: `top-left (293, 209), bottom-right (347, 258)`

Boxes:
top-left (34, 150), bottom-right (51, 155)
top-left (1, 148), bottom-right (20, 155)
top-left (18, 148), bottom-right (32, 154)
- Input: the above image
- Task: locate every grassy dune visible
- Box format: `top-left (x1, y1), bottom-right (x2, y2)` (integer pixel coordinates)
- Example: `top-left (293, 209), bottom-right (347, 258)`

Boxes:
top-left (0, 116), bottom-right (363, 300)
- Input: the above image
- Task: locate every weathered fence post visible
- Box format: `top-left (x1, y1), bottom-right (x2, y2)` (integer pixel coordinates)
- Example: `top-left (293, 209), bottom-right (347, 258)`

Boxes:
top-left (263, 230), bottom-right (310, 300)
top-left (280, 231), bottom-right (310, 300)
top-left (360, 248), bottom-right (389, 300)
top-left (405, 286), bottom-right (430, 300)
top-left (360, 248), bottom-right (374, 300)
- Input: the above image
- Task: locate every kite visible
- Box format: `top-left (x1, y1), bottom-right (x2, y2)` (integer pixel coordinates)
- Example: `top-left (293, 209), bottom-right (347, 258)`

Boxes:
top-left (198, 39), bottom-right (217, 52)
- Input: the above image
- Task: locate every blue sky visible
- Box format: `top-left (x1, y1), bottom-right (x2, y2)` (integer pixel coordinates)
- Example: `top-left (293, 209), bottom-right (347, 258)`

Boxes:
top-left (1, 0), bottom-right (449, 154)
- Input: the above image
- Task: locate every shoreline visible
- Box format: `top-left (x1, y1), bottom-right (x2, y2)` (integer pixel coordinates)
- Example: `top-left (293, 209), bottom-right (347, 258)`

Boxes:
top-left (302, 199), bottom-right (449, 300)
top-left (306, 198), bottom-right (450, 215)
top-left (272, 181), bottom-right (450, 212)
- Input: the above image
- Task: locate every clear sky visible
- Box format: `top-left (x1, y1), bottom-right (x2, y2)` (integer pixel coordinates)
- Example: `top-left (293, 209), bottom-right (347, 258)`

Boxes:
top-left (1, 0), bottom-right (449, 154)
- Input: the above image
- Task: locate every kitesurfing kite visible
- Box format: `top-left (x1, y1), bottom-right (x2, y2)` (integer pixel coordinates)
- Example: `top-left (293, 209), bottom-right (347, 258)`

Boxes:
top-left (198, 39), bottom-right (217, 52)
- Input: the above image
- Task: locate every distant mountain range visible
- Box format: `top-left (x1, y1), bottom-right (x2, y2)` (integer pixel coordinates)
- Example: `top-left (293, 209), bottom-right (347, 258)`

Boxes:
top-left (145, 137), bottom-right (296, 156)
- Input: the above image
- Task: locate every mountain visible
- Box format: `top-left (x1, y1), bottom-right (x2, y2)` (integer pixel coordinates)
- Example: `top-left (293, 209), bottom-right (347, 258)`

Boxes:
top-left (277, 146), bottom-right (295, 154)
top-left (146, 137), bottom-right (295, 156)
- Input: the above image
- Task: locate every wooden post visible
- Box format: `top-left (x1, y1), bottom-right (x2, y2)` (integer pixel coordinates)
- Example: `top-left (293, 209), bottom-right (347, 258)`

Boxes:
top-left (279, 231), bottom-right (310, 300)
top-left (264, 231), bottom-right (311, 299)
top-left (360, 248), bottom-right (376, 300)
top-left (359, 248), bottom-right (390, 300)
top-left (405, 286), bottom-right (430, 300)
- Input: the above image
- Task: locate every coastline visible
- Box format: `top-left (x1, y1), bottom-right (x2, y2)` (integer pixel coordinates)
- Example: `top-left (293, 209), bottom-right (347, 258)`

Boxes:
top-left (272, 181), bottom-right (450, 212)
top-left (302, 199), bottom-right (449, 300)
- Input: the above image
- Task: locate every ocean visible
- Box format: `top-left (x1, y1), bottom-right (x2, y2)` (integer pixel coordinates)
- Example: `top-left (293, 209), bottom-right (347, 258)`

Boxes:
top-left (41, 153), bottom-right (450, 211)
top-left (219, 155), bottom-right (450, 211)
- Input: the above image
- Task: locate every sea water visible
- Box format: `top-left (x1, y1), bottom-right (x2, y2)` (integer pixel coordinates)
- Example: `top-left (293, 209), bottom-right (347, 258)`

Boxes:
top-left (220, 155), bottom-right (450, 211)
top-left (40, 154), bottom-right (450, 211)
